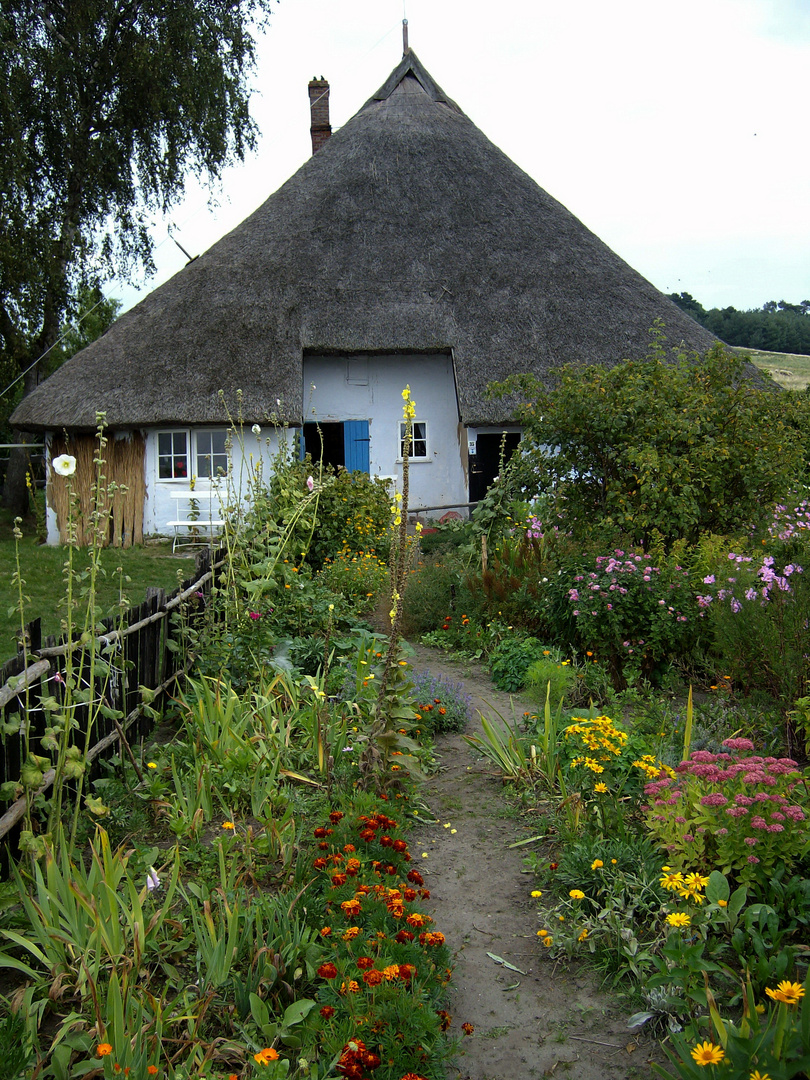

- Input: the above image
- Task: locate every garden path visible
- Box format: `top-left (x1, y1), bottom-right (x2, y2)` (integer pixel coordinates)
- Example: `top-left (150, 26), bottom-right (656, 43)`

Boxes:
top-left (406, 642), bottom-right (665, 1080)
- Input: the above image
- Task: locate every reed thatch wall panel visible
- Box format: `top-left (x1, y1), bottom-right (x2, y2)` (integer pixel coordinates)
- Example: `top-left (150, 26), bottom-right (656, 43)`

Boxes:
top-left (47, 433), bottom-right (145, 547)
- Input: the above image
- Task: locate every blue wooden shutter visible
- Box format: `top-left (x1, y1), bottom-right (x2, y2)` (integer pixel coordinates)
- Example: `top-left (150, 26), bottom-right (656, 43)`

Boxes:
top-left (344, 420), bottom-right (370, 472)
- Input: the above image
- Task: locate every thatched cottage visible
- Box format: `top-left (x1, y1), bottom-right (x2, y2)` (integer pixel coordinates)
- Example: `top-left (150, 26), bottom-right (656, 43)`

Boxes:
top-left (12, 48), bottom-right (715, 546)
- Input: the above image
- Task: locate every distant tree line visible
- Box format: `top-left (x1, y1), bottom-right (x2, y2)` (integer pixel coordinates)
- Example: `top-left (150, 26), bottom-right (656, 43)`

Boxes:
top-left (669, 293), bottom-right (810, 355)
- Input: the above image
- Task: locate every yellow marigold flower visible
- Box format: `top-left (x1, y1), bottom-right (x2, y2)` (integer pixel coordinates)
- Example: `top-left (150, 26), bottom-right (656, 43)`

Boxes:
top-left (531, 890), bottom-right (543, 898)
top-left (537, 929), bottom-right (548, 937)
top-left (339, 980), bottom-right (360, 995)
top-left (591, 859), bottom-right (603, 870)
top-left (690, 1042), bottom-right (725, 1066)
top-left (569, 889), bottom-right (585, 900)
top-left (666, 912), bottom-right (691, 927)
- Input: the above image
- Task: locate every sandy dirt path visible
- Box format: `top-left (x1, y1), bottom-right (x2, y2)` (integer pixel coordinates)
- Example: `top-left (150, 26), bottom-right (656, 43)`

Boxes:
top-left (407, 643), bottom-right (665, 1080)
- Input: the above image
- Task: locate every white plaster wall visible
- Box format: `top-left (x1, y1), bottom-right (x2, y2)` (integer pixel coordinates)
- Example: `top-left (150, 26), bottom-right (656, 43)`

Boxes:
top-left (303, 353), bottom-right (467, 512)
top-left (44, 426), bottom-right (295, 543)
top-left (143, 425), bottom-right (293, 537)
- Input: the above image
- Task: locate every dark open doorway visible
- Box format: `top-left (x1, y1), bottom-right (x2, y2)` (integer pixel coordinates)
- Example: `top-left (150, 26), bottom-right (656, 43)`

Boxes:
top-left (469, 432), bottom-right (521, 503)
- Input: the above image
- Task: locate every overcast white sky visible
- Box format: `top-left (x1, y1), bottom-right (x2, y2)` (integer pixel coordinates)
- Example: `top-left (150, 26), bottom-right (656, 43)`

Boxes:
top-left (114, 0), bottom-right (810, 314)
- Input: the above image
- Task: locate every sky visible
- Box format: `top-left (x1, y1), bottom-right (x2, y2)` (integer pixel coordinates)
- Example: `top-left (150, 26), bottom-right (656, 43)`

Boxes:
top-left (113, 0), bottom-right (810, 315)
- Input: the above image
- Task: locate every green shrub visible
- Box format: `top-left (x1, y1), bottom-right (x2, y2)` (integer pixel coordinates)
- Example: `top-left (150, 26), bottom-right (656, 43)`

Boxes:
top-left (488, 635), bottom-right (543, 692)
top-left (524, 649), bottom-right (578, 709)
top-left (490, 335), bottom-right (809, 547)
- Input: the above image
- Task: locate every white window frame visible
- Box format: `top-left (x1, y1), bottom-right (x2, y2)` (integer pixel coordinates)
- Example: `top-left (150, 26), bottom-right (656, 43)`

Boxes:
top-left (156, 428), bottom-right (230, 482)
top-left (398, 419), bottom-right (428, 462)
top-left (195, 428), bottom-right (229, 480)
top-left (157, 430), bottom-right (189, 480)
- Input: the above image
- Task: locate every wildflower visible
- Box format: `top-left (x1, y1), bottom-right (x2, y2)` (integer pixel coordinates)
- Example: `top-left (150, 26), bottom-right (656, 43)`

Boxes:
top-left (591, 859), bottom-right (603, 870)
top-left (147, 1069), bottom-right (158, 1077)
top-left (537, 929), bottom-right (548, 937)
top-left (461, 1022), bottom-right (474, 1035)
top-left (766, 981), bottom-right (805, 1005)
top-left (690, 1041), bottom-right (725, 1066)
top-left (222, 821), bottom-right (235, 830)
top-left (577, 929), bottom-right (589, 942)
top-left (542, 937), bottom-right (554, 947)
top-left (146, 867), bottom-right (160, 892)
top-left (531, 890), bottom-right (543, 898)
top-left (666, 912), bottom-right (691, 927)
top-left (594, 782), bottom-right (608, 794)
top-left (53, 454), bottom-right (77, 477)
top-left (146, 762), bottom-right (157, 769)
top-left (252, 424), bottom-right (262, 435)
top-left (306, 475), bottom-right (314, 491)
top-left (659, 870), bottom-right (685, 891)
top-left (96, 1044), bottom-right (113, 1057)
top-left (569, 889), bottom-right (585, 900)
top-left (254, 1048), bottom-right (280, 1065)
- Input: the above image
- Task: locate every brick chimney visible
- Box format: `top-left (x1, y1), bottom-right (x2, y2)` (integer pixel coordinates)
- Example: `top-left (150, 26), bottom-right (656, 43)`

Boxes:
top-left (308, 77), bottom-right (331, 155)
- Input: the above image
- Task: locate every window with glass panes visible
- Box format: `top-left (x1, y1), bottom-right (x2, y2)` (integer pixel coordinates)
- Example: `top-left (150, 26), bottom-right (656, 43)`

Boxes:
top-left (158, 432), bottom-right (188, 479)
top-left (399, 420), bottom-right (427, 460)
top-left (196, 429), bottom-right (228, 478)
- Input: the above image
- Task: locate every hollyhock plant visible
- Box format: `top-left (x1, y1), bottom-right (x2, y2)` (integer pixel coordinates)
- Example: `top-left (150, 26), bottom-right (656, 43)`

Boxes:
top-left (642, 737), bottom-right (809, 890)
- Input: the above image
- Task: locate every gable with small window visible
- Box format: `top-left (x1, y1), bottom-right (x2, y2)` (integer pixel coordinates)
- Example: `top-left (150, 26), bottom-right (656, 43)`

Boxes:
top-left (157, 429), bottom-right (229, 481)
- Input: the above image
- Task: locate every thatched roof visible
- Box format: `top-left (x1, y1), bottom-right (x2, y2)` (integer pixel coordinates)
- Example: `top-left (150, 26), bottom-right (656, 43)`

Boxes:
top-left (13, 51), bottom-right (718, 433)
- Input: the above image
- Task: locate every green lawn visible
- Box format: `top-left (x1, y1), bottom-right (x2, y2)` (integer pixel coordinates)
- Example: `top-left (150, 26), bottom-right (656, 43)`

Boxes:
top-left (733, 346), bottom-right (810, 390)
top-left (0, 511), bottom-right (196, 658)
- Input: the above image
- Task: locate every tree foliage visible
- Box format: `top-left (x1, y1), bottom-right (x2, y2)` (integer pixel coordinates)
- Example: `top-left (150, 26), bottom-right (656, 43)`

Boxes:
top-left (492, 335), bottom-right (810, 547)
top-left (670, 292), bottom-right (810, 354)
top-left (0, 0), bottom-right (273, 380)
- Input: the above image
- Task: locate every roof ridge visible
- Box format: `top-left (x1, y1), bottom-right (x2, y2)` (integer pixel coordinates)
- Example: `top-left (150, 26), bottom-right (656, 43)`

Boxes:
top-left (366, 50), bottom-right (461, 113)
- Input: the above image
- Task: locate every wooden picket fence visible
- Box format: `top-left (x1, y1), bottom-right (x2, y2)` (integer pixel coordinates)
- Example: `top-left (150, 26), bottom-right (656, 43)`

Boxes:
top-left (0, 545), bottom-right (227, 873)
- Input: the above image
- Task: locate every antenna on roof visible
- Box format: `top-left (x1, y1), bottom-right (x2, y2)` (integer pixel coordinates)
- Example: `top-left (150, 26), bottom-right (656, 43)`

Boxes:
top-left (168, 227), bottom-right (198, 265)
top-left (402, 18), bottom-right (409, 55)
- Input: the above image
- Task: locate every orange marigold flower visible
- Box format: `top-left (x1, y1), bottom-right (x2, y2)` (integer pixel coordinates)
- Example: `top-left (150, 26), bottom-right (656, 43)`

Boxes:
top-left (331, 873), bottom-right (347, 887)
top-left (382, 964), bottom-right (400, 981)
top-left (317, 962), bottom-right (338, 979)
top-left (339, 980), bottom-right (360, 994)
top-left (96, 1045), bottom-right (113, 1058)
top-left (407, 869), bottom-right (424, 886)
top-left (437, 1010), bottom-right (452, 1031)
top-left (461, 1022), bottom-right (475, 1035)
top-left (341, 898), bottom-right (362, 916)
top-left (254, 1048), bottom-right (280, 1065)
top-left (329, 811), bottom-right (344, 823)
top-left (363, 969), bottom-right (384, 986)
top-left (320, 1005), bottom-right (335, 1019)
top-left (397, 963), bottom-right (416, 982)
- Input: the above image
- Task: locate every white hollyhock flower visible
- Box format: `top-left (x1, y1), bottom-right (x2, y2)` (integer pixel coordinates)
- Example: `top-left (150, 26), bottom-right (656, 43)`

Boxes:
top-left (251, 424), bottom-right (261, 435)
top-left (52, 454), bottom-right (77, 477)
